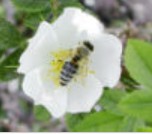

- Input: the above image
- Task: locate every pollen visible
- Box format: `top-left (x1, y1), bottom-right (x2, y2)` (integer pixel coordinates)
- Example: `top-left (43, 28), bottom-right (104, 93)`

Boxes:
top-left (49, 49), bottom-right (73, 87)
top-left (49, 48), bottom-right (94, 87)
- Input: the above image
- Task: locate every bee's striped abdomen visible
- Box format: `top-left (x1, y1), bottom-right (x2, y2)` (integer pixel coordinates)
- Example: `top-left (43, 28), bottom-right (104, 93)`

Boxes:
top-left (59, 41), bottom-right (93, 86)
top-left (60, 61), bottom-right (78, 86)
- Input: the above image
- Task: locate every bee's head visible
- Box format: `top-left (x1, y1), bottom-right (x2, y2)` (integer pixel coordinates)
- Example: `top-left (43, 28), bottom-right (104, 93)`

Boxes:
top-left (83, 41), bottom-right (94, 51)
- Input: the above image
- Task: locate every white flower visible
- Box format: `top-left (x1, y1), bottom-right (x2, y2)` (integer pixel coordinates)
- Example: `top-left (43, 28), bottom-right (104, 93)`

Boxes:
top-left (18, 7), bottom-right (122, 118)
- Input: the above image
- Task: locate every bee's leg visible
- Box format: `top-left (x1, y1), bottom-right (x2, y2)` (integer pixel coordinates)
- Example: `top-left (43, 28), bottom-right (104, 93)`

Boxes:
top-left (57, 59), bottom-right (63, 62)
top-left (81, 58), bottom-right (90, 86)
top-left (82, 58), bottom-right (89, 77)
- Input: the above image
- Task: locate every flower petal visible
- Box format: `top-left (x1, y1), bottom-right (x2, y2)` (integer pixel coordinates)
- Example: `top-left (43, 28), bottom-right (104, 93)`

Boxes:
top-left (41, 87), bottom-right (67, 118)
top-left (90, 34), bottom-right (122, 87)
top-left (22, 66), bottom-right (67, 118)
top-left (52, 7), bottom-right (104, 49)
top-left (18, 21), bottom-right (60, 74)
top-left (67, 74), bottom-right (103, 113)
top-left (28, 21), bottom-right (53, 49)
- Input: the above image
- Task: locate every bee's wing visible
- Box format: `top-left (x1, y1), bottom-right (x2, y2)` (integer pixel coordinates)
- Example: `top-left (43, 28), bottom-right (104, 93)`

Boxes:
top-left (69, 48), bottom-right (75, 57)
top-left (78, 57), bottom-right (89, 76)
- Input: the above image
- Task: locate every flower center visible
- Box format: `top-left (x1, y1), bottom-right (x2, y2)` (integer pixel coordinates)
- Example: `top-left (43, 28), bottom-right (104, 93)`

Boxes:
top-left (49, 49), bottom-right (71, 87)
top-left (49, 48), bottom-right (94, 87)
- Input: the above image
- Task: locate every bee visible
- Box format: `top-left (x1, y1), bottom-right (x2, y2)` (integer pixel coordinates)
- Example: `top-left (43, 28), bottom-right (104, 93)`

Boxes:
top-left (60, 41), bottom-right (94, 86)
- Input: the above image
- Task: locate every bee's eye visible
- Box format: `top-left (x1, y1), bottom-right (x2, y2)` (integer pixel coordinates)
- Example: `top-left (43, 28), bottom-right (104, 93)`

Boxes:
top-left (83, 41), bottom-right (94, 51)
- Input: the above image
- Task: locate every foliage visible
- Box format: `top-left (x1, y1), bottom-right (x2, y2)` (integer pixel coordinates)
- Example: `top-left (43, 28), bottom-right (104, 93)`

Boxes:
top-left (73, 111), bottom-right (124, 132)
top-left (34, 105), bottom-right (51, 121)
top-left (119, 89), bottom-right (152, 122)
top-left (0, 19), bottom-right (23, 50)
top-left (0, 19), bottom-right (25, 81)
top-left (0, 48), bottom-right (23, 81)
top-left (125, 39), bottom-right (152, 89)
top-left (12, 0), bottom-right (51, 13)
top-left (137, 127), bottom-right (152, 132)
top-left (12, 0), bottom-right (82, 30)
top-left (99, 89), bottom-right (126, 115)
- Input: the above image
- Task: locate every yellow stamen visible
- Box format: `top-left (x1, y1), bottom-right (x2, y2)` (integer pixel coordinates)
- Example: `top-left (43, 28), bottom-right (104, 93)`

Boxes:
top-left (49, 48), bottom-right (94, 87)
top-left (49, 49), bottom-right (73, 87)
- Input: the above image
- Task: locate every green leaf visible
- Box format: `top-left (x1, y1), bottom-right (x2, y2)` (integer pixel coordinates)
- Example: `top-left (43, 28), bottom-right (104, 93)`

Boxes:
top-left (66, 109), bottom-right (145, 132)
top-left (0, 50), bottom-right (4, 59)
top-left (51, 0), bottom-right (83, 18)
top-left (66, 113), bottom-right (90, 131)
top-left (34, 105), bottom-right (51, 121)
top-left (0, 48), bottom-right (22, 81)
top-left (59, 0), bottom-right (82, 7)
top-left (0, 5), bottom-right (5, 18)
top-left (24, 10), bottom-right (51, 30)
top-left (0, 19), bottom-right (23, 50)
top-left (119, 116), bottom-right (145, 132)
top-left (12, 0), bottom-right (50, 13)
top-left (137, 127), bottom-right (152, 132)
top-left (99, 89), bottom-right (127, 115)
top-left (119, 89), bottom-right (152, 122)
top-left (73, 111), bottom-right (124, 132)
top-left (125, 39), bottom-right (152, 88)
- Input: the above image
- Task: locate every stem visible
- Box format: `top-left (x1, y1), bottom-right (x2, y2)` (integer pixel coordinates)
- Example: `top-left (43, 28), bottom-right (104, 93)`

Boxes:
top-left (50, 0), bottom-right (61, 22)
top-left (4, 65), bottom-right (18, 69)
